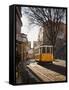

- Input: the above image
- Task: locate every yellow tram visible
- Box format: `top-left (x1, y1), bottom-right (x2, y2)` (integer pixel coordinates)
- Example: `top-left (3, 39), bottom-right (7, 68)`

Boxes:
top-left (34, 45), bottom-right (54, 63)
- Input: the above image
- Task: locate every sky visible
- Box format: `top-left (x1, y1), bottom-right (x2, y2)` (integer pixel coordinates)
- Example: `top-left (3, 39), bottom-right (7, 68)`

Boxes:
top-left (21, 8), bottom-right (40, 48)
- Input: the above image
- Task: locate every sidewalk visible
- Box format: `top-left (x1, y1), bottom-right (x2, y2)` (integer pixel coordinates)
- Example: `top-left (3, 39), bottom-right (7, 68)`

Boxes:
top-left (53, 59), bottom-right (66, 67)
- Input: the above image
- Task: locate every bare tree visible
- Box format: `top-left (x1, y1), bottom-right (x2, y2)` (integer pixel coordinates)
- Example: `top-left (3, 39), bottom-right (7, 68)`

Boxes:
top-left (23, 7), bottom-right (66, 58)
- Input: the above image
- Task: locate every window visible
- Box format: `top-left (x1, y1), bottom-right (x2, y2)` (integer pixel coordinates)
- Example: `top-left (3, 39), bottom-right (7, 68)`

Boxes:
top-left (42, 47), bottom-right (45, 53)
top-left (50, 47), bottom-right (53, 54)
top-left (41, 47), bottom-right (46, 53)
top-left (47, 47), bottom-right (50, 53)
top-left (47, 47), bottom-right (53, 53)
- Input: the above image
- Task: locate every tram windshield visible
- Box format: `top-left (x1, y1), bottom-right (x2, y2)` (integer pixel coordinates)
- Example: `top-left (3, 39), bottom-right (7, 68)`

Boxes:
top-left (40, 46), bottom-right (53, 54)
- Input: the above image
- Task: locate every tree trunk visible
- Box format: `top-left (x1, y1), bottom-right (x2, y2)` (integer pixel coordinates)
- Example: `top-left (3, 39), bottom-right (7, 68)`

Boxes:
top-left (53, 45), bottom-right (56, 61)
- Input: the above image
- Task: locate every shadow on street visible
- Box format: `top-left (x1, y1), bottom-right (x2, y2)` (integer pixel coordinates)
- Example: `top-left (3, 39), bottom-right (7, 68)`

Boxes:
top-left (38, 62), bottom-right (66, 75)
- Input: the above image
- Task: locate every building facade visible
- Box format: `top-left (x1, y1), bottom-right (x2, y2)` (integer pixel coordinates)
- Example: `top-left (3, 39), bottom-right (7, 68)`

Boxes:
top-left (16, 6), bottom-right (22, 67)
top-left (16, 7), bottom-right (28, 81)
top-left (55, 23), bottom-right (66, 60)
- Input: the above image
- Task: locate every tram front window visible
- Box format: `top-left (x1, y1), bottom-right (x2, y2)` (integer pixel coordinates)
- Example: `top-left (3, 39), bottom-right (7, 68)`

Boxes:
top-left (42, 47), bottom-right (45, 53)
top-left (47, 47), bottom-right (50, 53)
top-left (50, 47), bottom-right (53, 54)
top-left (47, 47), bottom-right (53, 54)
top-left (42, 47), bottom-right (46, 53)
